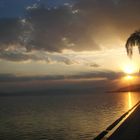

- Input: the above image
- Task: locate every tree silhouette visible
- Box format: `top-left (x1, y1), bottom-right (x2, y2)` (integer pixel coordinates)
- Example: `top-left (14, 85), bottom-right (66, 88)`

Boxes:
top-left (126, 30), bottom-right (140, 58)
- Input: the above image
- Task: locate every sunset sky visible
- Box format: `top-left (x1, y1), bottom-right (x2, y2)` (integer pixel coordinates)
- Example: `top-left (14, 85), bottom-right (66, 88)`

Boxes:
top-left (0, 0), bottom-right (140, 93)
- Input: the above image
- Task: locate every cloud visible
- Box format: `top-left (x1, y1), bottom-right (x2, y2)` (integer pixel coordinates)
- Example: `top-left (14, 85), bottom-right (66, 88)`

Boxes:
top-left (0, 47), bottom-right (50, 62)
top-left (70, 70), bottom-right (123, 80)
top-left (0, 70), bottom-right (123, 93)
top-left (90, 63), bottom-right (100, 68)
top-left (0, 18), bottom-right (21, 49)
top-left (0, 2), bottom-right (100, 54)
top-left (0, 48), bottom-right (78, 65)
top-left (23, 4), bottom-right (100, 52)
top-left (0, 70), bottom-right (122, 83)
top-left (78, 0), bottom-right (140, 45)
top-left (0, 0), bottom-right (140, 62)
top-left (0, 73), bottom-right (65, 82)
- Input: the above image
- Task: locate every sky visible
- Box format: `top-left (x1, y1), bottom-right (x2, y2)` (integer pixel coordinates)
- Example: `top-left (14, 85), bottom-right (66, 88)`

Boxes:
top-left (0, 0), bottom-right (140, 93)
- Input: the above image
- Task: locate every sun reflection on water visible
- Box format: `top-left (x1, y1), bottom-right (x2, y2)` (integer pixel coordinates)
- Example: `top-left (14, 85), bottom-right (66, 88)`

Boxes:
top-left (125, 92), bottom-right (140, 111)
top-left (128, 92), bottom-right (132, 109)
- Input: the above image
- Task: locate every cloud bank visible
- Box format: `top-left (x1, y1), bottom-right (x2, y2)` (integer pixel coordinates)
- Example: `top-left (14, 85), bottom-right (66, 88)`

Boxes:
top-left (0, 70), bottom-right (123, 94)
top-left (0, 70), bottom-right (122, 82)
top-left (0, 0), bottom-right (140, 62)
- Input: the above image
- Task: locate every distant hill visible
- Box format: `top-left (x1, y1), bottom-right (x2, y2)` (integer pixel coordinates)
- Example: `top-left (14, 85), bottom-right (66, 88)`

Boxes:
top-left (110, 84), bottom-right (140, 93)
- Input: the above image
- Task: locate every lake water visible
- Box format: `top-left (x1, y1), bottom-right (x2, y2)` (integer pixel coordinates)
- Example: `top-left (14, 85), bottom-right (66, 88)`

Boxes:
top-left (0, 92), bottom-right (140, 140)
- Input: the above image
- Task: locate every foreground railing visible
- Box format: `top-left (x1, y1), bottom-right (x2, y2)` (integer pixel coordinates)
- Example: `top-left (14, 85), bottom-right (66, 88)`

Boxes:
top-left (93, 100), bottom-right (140, 140)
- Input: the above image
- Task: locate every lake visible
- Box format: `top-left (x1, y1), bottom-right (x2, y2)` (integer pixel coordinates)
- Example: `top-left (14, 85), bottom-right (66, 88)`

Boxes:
top-left (0, 92), bottom-right (140, 140)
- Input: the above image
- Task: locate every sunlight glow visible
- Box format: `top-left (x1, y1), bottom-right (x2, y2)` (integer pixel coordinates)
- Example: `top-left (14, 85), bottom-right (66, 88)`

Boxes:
top-left (123, 63), bottom-right (137, 74)
top-left (125, 75), bottom-right (134, 80)
top-left (119, 75), bottom-right (140, 88)
top-left (120, 75), bottom-right (136, 86)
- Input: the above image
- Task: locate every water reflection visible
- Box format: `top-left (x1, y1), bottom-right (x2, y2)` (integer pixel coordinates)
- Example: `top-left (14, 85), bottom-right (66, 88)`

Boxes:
top-left (128, 92), bottom-right (132, 109)
top-left (125, 92), bottom-right (140, 111)
top-left (0, 92), bottom-right (140, 140)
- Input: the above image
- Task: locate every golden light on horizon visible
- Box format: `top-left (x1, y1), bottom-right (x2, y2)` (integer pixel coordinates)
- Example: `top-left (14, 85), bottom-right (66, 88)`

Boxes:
top-left (119, 75), bottom-right (138, 87)
top-left (124, 75), bottom-right (134, 80)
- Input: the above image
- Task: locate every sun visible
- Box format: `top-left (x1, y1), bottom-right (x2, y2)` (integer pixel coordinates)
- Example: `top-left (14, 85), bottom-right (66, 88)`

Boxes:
top-left (123, 66), bottom-right (134, 74)
top-left (122, 63), bottom-right (137, 74)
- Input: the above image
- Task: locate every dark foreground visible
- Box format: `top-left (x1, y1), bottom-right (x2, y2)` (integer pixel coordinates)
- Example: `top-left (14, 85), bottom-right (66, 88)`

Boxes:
top-left (108, 105), bottom-right (140, 140)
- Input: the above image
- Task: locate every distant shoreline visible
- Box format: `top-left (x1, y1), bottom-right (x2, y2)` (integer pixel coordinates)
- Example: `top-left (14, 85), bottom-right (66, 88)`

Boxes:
top-left (108, 84), bottom-right (140, 93)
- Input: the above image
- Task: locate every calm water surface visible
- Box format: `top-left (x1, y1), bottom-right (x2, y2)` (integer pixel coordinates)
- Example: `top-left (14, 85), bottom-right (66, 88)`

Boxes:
top-left (0, 92), bottom-right (140, 140)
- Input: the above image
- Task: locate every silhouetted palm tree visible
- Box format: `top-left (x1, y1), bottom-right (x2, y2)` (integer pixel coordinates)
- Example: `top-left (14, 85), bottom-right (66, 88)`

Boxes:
top-left (126, 30), bottom-right (140, 58)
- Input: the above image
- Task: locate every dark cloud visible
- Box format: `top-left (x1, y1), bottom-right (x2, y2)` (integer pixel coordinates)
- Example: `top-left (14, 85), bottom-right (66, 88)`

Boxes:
top-left (73, 0), bottom-right (140, 45)
top-left (90, 63), bottom-right (100, 68)
top-left (0, 70), bottom-right (124, 94)
top-left (0, 2), bottom-right (100, 55)
top-left (0, 73), bottom-right (65, 82)
top-left (0, 47), bottom-right (52, 62)
top-left (70, 70), bottom-right (123, 80)
top-left (0, 18), bottom-right (21, 49)
top-left (0, 49), bottom-right (77, 65)
top-left (24, 4), bottom-right (100, 52)
top-left (0, 0), bottom-right (140, 62)
top-left (0, 70), bottom-right (123, 83)
top-left (0, 51), bottom-right (31, 62)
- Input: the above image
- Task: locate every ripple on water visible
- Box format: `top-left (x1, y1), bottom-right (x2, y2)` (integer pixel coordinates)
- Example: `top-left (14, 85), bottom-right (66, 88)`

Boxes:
top-left (0, 92), bottom-right (140, 140)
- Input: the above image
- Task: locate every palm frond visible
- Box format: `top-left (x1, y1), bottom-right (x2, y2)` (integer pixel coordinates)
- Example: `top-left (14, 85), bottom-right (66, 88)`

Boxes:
top-left (126, 30), bottom-right (140, 58)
